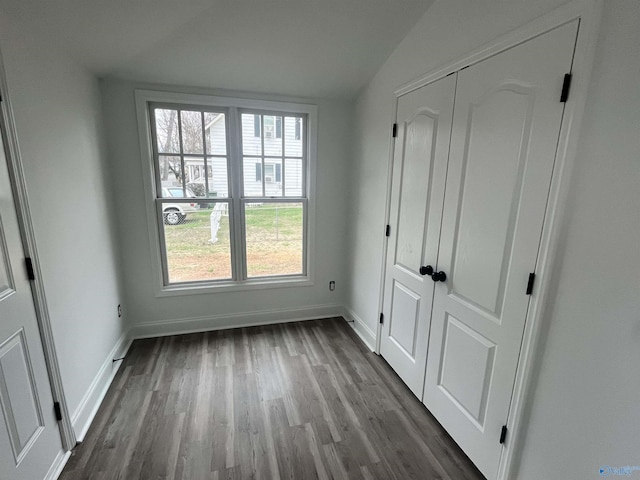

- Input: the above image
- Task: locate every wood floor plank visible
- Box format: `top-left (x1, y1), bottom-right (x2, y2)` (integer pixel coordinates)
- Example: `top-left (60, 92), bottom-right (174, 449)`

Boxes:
top-left (303, 422), bottom-right (330, 480)
top-left (61, 318), bottom-right (484, 480)
top-left (322, 442), bottom-right (350, 480)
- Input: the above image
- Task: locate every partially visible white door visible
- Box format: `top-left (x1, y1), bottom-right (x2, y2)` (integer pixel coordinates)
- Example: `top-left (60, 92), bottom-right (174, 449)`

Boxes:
top-left (422, 21), bottom-right (579, 478)
top-left (379, 74), bottom-right (456, 397)
top-left (0, 126), bottom-right (62, 477)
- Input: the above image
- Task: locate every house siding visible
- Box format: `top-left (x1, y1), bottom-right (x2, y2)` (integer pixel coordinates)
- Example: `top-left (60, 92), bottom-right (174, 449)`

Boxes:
top-left (177, 112), bottom-right (304, 205)
top-left (239, 113), bottom-right (304, 198)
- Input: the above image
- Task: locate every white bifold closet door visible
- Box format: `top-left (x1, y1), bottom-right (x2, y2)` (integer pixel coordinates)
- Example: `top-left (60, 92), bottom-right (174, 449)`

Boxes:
top-left (423, 21), bottom-right (579, 479)
top-left (379, 74), bottom-right (456, 397)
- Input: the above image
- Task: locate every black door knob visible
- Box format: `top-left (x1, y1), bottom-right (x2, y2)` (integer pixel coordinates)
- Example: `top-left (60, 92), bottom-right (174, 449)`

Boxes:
top-left (431, 271), bottom-right (447, 282)
top-left (419, 265), bottom-right (434, 276)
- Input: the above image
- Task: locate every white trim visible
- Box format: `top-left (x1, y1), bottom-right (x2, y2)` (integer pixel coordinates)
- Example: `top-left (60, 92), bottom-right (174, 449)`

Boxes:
top-left (44, 449), bottom-right (71, 480)
top-left (342, 307), bottom-right (376, 352)
top-left (155, 276), bottom-right (314, 297)
top-left (70, 332), bottom-right (133, 442)
top-left (136, 90), bottom-right (318, 114)
top-left (0, 49), bottom-right (75, 449)
top-left (375, 95), bottom-right (400, 355)
top-left (130, 304), bottom-right (343, 339)
top-left (135, 90), bottom-right (318, 297)
top-left (374, 1), bottom-right (603, 478)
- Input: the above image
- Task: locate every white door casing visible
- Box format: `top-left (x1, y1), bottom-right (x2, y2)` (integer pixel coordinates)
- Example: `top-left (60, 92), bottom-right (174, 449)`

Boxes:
top-left (0, 121), bottom-right (62, 478)
top-left (379, 75), bottom-right (456, 397)
top-left (422, 21), bottom-right (579, 479)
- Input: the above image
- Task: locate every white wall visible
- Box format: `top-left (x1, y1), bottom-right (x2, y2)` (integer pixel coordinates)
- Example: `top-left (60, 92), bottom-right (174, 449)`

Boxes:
top-left (0, 14), bottom-right (126, 437)
top-left (347, 0), bottom-right (640, 478)
top-left (517, 2), bottom-right (640, 478)
top-left (101, 79), bottom-right (351, 334)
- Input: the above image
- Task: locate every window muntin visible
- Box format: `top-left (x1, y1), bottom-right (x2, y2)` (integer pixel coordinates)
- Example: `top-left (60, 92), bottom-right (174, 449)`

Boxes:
top-left (240, 112), bottom-right (305, 199)
top-left (148, 102), bottom-right (309, 287)
top-left (153, 108), bottom-right (229, 200)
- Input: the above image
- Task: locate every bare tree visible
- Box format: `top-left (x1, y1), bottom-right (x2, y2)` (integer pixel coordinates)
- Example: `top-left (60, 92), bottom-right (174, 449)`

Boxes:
top-left (154, 109), bottom-right (204, 184)
top-left (154, 109), bottom-right (227, 197)
top-left (155, 109), bottom-right (180, 183)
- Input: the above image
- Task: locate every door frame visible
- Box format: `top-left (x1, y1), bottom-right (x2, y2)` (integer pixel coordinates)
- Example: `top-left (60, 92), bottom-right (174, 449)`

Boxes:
top-left (0, 49), bottom-right (76, 451)
top-left (375, 1), bottom-right (602, 478)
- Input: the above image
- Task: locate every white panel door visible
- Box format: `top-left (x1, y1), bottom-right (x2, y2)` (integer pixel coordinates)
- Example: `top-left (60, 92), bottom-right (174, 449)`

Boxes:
top-left (422, 21), bottom-right (579, 478)
top-left (380, 74), bottom-right (456, 397)
top-left (0, 127), bottom-right (62, 477)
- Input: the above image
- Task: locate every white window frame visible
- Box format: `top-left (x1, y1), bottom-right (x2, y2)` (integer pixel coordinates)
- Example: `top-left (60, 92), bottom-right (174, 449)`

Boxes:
top-left (135, 90), bottom-right (317, 296)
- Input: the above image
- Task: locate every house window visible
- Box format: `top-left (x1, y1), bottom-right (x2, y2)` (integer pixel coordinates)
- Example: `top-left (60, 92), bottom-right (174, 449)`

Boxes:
top-left (254, 162), bottom-right (282, 183)
top-left (138, 92), bottom-right (315, 293)
top-left (254, 115), bottom-right (282, 139)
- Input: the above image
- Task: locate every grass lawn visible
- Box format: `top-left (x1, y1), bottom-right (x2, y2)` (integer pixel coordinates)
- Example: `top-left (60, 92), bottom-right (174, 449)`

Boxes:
top-left (164, 203), bottom-right (303, 282)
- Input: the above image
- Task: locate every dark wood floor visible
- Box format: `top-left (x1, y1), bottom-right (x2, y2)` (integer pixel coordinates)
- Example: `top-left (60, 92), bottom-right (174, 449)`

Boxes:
top-left (60, 317), bottom-right (484, 480)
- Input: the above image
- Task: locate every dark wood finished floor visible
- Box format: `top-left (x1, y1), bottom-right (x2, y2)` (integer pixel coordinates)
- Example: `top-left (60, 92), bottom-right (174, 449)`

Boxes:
top-left (60, 317), bottom-right (484, 480)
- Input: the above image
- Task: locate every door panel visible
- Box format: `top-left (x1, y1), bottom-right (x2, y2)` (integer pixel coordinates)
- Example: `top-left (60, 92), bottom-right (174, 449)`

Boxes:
top-left (0, 330), bottom-right (45, 462)
top-left (395, 112), bottom-right (437, 272)
top-left (438, 314), bottom-right (495, 425)
top-left (380, 74), bottom-right (456, 397)
top-left (0, 120), bottom-right (62, 478)
top-left (423, 21), bottom-right (578, 479)
top-left (388, 281), bottom-right (421, 356)
top-left (451, 86), bottom-right (534, 317)
top-left (0, 220), bottom-right (11, 294)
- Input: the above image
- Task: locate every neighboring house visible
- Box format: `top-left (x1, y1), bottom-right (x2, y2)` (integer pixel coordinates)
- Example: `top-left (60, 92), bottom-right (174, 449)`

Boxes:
top-left (181, 113), bottom-right (304, 199)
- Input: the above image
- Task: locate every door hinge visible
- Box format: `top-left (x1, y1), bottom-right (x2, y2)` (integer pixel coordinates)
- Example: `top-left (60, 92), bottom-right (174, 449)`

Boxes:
top-left (392, 123), bottom-right (398, 138)
top-left (54, 402), bottom-right (63, 422)
top-left (25, 257), bottom-right (35, 281)
top-left (379, 313), bottom-right (384, 324)
top-left (499, 425), bottom-right (508, 444)
top-left (560, 73), bottom-right (572, 102)
top-left (526, 273), bottom-right (536, 295)
top-left (385, 224), bottom-right (391, 237)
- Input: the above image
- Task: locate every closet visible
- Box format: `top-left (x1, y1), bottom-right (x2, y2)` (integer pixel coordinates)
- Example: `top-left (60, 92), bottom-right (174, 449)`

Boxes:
top-left (379, 20), bottom-right (579, 479)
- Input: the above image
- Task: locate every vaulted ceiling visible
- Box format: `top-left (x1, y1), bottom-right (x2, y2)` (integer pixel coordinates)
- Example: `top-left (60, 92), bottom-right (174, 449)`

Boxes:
top-left (0, 0), bottom-right (434, 99)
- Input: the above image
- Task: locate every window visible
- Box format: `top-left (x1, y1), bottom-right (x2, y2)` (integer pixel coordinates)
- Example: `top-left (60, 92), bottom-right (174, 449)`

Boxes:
top-left (254, 115), bottom-right (283, 139)
top-left (137, 91), bottom-right (316, 294)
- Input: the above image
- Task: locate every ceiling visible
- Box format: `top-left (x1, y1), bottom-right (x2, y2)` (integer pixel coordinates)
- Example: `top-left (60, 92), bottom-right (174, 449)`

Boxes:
top-left (0, 0), bottom-right (434, 99)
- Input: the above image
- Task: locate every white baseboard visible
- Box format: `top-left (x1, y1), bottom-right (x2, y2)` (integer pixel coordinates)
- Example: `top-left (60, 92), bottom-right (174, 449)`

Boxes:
top-left (70, 331), bottom-right (132, 442)
top-left (129, 304), bottom-right (344, 339)
top-left (45, 449), bottom-right (71, 480)
top-left (342, 307), bottom-right (377, 352)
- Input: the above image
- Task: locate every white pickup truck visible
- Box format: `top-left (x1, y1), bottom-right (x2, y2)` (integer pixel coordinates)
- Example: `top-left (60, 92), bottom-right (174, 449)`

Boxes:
top-left (162, 187), bottom-right (198, 225)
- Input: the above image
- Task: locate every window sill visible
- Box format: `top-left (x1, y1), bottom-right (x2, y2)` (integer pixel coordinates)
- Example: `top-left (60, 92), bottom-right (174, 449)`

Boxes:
top-left (155, 276), bottom-right (314, 297)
